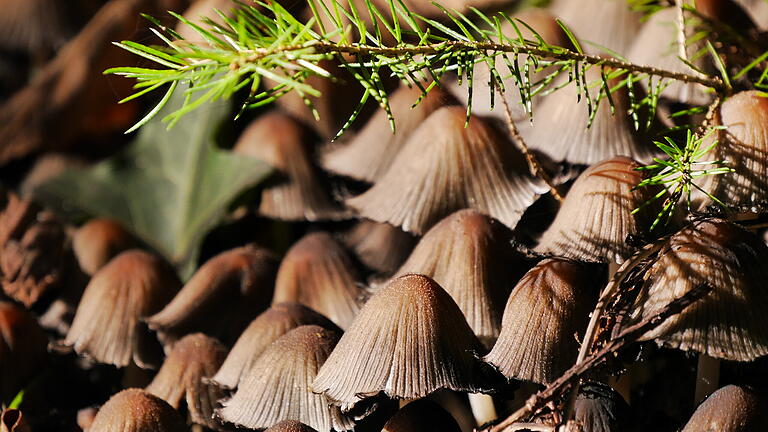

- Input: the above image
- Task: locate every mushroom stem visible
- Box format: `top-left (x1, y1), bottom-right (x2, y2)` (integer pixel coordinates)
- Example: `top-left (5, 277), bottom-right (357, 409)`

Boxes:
top-left (467, 393), bottom-right (497, 426)
top-left (694, 354), bottom-right (720, 404)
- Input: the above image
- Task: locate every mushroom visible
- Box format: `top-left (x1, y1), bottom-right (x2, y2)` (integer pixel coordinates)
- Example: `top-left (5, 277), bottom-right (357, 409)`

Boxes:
top-left (313, 274), bottom-right (495, 413)
top-left (233, 111), bottom-right (347, 221)
top-left (72, 218), bottom-right (137, 276)
top-left (535, 157), bottom-right (666, 264)
top-left (0, 0), bottom-right (74, 54)
top-left (484, 258), bottom-right (600, 384)
top-left (0, 301), bottom-right (48, 403)
top-left (145, 245), bottom-right (278, 346)
top-left (146, 333), bottom-right (228, 430)
top-left (382, 399), bottom-right (462, 432)
top-left (211, 302), bottom-right (339, 390)
top-left (550, 0), bottom-right (643, 54)
top-left (347, 106), bottom-right (545, 234)
top-left (88, 389), bottom-right (186, 432)
top-left (574, 381), bottom-right (631, 432)
top-left (1, 409), bottom-right (30, 432)
top-left (682, 385), bottom-right (768, 431)
top-left (63, 250), bottom-right (182, 369)
top-left (265, 420), bottom-right (319, 432)
top-left (216, 325), bottom-right (353, 431)
top-left (272, 232), bottom-right (364, 329)
top-left (342, 220), bottom-right (417, 275)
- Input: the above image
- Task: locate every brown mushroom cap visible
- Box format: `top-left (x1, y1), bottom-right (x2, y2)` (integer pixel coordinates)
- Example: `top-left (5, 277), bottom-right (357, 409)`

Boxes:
top-left (272, 232), bottom-right (363, 329)
top-left (627, 219), bottom-right (768, 360)
top-left (389, 209), bottom-right (528, 345)
top-left (64, 249), bottom-right (182, 368)
top-left (265, 420), bottom-right (319, 432)
top-left (313, 274), bottom-right (494, 412)
top-left (145, 245), bottom-right (278, 346)
top-left (146, 333), bottom-right (228, 430)
top-left (0, 301), bottom-right (48, 402)
top-left (217, 325), bottom-right (353, 432)
top-left (0, 0), bottom-right (73, 53)
top-left (88, 389), bottom-right (186, 432)
top-left (381, 399), bottom-right (462, 432)
top-left (483, 258), bottom-right (600, 384)
top-left (535, 157), bottom-right (665, 264)
top-left (682, 385), bottom-right (768, 432)
top-left (574, 382), bottom-right (630, 432)
top-left (211, 302), bottom-right (339, 390)
top-left (73, 218), bottom-right (137, 276)
top-left (347, 106), bottom-right (544, 234)
top-left (342, 220), bottom-right (417, 275)
top-left (550, 0), bottom-right (642, 54)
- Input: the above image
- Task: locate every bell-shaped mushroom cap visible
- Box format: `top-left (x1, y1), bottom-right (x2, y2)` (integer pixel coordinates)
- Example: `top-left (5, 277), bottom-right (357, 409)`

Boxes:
top-left (88, 389), bottom-right (186, 432)
top-left (484, 258), bottom-right (599, 384)
top-left (313, 274), bottom-right (494, 412)
top-left (212, 302), bottom-right (339, 390)
top-left (737, 0), bottom-right (768, 29)
top-left (525, 67), bottom-right (656, 165)
top-left (217, 325), bottom-right (353, 431)
top-left (272, 232), bottom-right (363, 329)
top-left (73, 219), bottom-right (137, 276)
top-left (382, 399), bottom-right (462, 432)
top-left (265, 420), bottom-right (319, 432)
top-left (695, 91), bottom-right (768, 211)
top-left (535, 157), bottom-right (665, 264)
top-left (321, 85), bottom-right (456, 182)
top-left (682, 385), bottom-right (768, 432)
top-left (0, 301), bottom-right (48, 402)
top-left (550, 0), bottom-right (642, 54)
top-left (347, 106), bottom-right (544, 234)
top-left (64, 250), bottom-right (182, 368)
top-left (389, 210), bottom-right (527, 345)
top-left (146, 333), bottom-right (228, 430)
top-left (342, 220), bottom-right (417, 275)
top-left (626, 219), bottom-right (768, 361)
top-left (234, 111), bottom-right (346, 221)
top-left (0, 0), bottom-right (73, 52)
top-left (574, 382), bottom-right (631, 432)
top-left (146, 245), bottom-right (278, 346)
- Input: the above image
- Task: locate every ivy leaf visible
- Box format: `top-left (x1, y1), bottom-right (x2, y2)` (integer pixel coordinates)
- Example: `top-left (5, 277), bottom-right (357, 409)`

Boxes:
top-left (34, 88), bottom-right (272, 278)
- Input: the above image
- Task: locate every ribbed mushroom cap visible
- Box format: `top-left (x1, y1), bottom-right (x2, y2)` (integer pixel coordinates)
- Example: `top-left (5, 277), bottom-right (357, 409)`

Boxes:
top-left (322, 85), bottom-right (456, 182)
top-left (88, 389), bottom-right (186, 432)
top-left (483, 258), bottom-right (600, 384)
top-left (525, 67), bottom-right (656, 165)
top-left (342, 220), bottom-right (417, 275)
top-left (265, 420), bottom-right (319, 432)
top-left (550, 0), bottom-right (642, 54)
top-left (64, 250), bottom-right (182, 368)
top-left (694, 91), bottom-right (768, 211)
top-left (381, 399), bottom-right (462, 432)
top-left (535, 157), bottom-right (665, 264)
top-left (389, 209), bottom-right (527, 345)
top-left (73, 219), bottom-right (136, 276)
top-left (347, 106), bottom-right (544, 234)
top-left (0, 301), bottom-right (48, 402)
top-left (0, 0), bottom-right (73, 52)
top-left (313, 274), bottom-right (494, 412)
top-left (273, 232), bottom-right (363, 329)
top-left (682, 385), bottom-right (768, 432)
top-left (146, 333), bottom-right (228, 430)
top-left (217, 325), bottom-right (353, 431)
top-left (234, 111), bottom-right (346, 221)
top-left (736, 0), bottom-right (768, 28)
top-left (212, 302), bottom-right (339, 390)
top-left (626, 219), bottom-right (768, 361)
top-left (146, 245), bottom-right (278, 346)
top-left (574, 382), bottom-right (630, 432)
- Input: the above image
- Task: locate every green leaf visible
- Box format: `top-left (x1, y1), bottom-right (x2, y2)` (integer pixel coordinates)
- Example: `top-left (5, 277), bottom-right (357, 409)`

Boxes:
top-left (33, 86), bottom-right (272, 278)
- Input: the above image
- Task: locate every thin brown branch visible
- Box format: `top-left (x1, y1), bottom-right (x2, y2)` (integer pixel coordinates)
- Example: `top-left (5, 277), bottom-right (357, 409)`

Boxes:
top-left (485, 283), bottom-right (713, 432)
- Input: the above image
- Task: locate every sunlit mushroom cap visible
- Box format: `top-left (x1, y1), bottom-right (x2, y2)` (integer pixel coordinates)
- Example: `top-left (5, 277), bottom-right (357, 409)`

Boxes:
top-left (381, 399), bottom-right (462, 432)
top-left (64, 250), bottom-right (182, 368)
top-left (574, 382), bottom-right (630, 432)
top-left (234, 111), bottom-right (347, 221)
top-left (483, 258), bottom-right (600, 384)
top-left (321, 85), bottom-right (456, 182)
top-left (347, 106), bottom-right (545, 234)
top-left (313, 274), bottom-right (494, 412)
top-left (535, 157), bottom-right (665, 264)
top-left (146, 245), bottom-right (278, 346)
top-left (88, 389), bottom-right (186, 432)
top-left (273, 232), bottom-right (363, 329)
top-left (342, 220), bottom-right (417, 275)
top-left (694, 91), bottom-right (768, 211)
top-left (389, 209), bottom-right (528, 345)
top-left (550, 0), bottom-right (642, 54)
top-left (211, 302), bottom-right (339, 390)
top-left (217, 325), bottom-right (353, 431)
top-left (73, 218), bottom-right (137, 276)
top-left (265, 420), bottom-right (319, 432)
top-left (682, 385), bottom-right (768, 432)
top-left (0, 301), bottom-right (48, 402)
top-left (627, 219), bottom-right (768, 361)
top-left (146, 333), bottom-right (228, 430)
